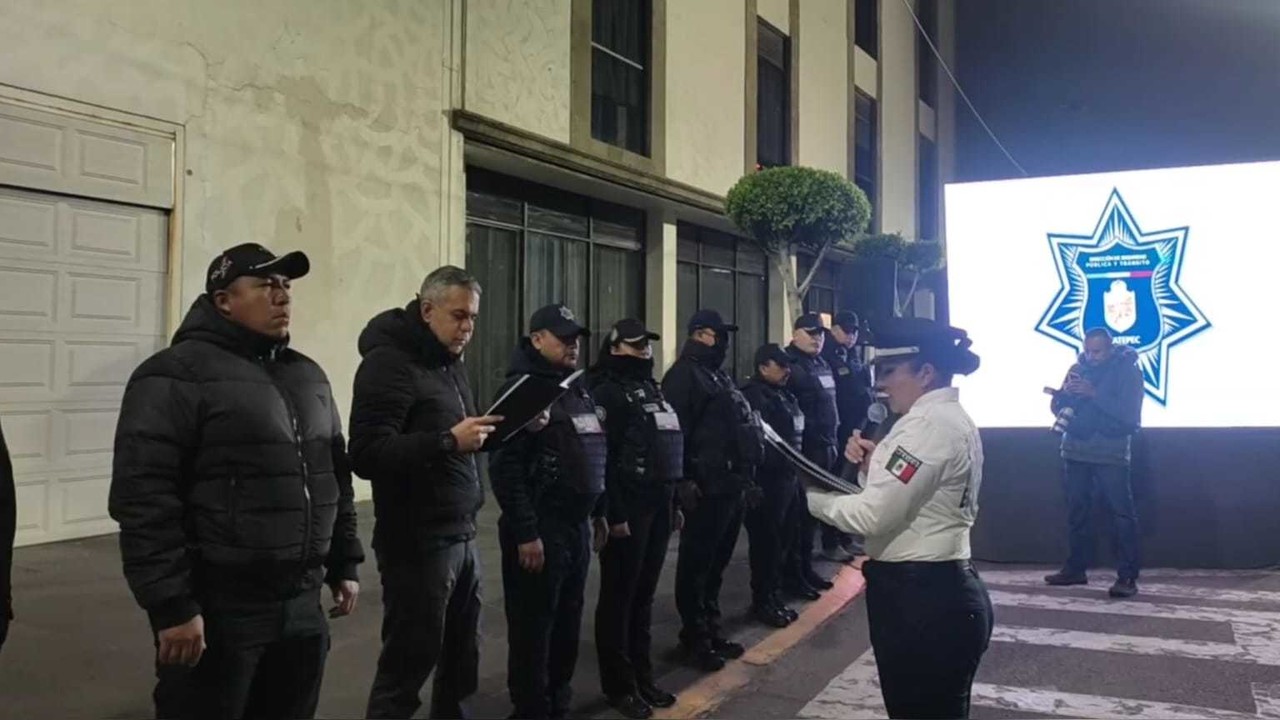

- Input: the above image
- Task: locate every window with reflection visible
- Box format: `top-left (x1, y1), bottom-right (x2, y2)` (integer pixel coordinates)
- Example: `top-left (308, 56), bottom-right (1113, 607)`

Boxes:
top-left (675, 223), bottom-right (769, 381)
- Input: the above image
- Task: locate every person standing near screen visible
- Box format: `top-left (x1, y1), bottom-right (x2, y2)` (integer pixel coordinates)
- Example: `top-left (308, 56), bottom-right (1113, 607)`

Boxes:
top-left (1044, 327), bottom-right (1144, 598)
top-left (0, 418), bottom-right (14, 653)
top-left (808, 317), bottom-right (992, 720)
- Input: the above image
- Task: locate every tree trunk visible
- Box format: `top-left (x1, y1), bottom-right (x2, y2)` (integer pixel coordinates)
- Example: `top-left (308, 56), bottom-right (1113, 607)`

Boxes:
top-left (771, 250), bottom-right (803, 323)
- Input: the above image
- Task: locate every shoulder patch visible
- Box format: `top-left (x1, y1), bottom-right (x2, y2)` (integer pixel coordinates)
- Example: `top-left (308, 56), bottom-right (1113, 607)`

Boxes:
top-left (885, 446), bottom-right (923, 484)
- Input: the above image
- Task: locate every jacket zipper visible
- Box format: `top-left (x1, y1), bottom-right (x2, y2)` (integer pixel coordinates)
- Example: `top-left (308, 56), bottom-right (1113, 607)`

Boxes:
top-left (264, 359), bottom-right (311, 576)
top-left (228, 473), bottom-right (239, 539)
top-left (448, 372), bottom-right (477, 474)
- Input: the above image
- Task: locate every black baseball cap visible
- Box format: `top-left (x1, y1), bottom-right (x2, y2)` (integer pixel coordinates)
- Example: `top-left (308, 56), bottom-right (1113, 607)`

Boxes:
top-left (833, 310), bottom-right (861, 333)
top-left (529, 304), bottom-right (590, 338)
top-left (206, 243), bottom-right (310, 293)
top-left (754, 343), bottom-right (794, 368)
top-left (687, 309), bottom-right (738, 335)
top-left (794, 312), bottom-right (825, 333)
top-left (609, 318), bottom-right (660, 345)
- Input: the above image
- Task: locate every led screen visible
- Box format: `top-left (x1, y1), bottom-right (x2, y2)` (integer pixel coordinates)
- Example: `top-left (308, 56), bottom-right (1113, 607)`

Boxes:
top-left (945, 160), bottom-right (1280, 428)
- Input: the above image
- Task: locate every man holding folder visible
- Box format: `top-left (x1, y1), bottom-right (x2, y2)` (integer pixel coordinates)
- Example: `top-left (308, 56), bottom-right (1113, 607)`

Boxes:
top-left (349, 266), bottom-right (500, 719)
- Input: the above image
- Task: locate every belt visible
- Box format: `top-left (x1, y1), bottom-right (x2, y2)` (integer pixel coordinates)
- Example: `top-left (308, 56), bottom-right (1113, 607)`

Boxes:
top-left (863, 559), bottom-right (974, 577)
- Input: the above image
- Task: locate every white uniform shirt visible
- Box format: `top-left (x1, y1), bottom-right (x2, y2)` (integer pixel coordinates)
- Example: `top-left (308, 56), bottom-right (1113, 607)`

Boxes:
top-left (807, 387), bottom-right (983, 562)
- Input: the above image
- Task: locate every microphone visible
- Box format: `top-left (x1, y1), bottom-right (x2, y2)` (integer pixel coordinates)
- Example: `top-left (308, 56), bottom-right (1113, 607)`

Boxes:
top-left (840, 402), bottom-right (889, 485)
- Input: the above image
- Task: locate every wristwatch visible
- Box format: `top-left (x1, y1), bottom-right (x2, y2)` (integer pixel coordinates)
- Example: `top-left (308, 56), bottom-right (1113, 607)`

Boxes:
top-left (438, 430), bottom-right (458, 454)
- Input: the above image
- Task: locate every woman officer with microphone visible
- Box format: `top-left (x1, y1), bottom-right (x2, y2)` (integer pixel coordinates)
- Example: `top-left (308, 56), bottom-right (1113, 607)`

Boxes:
top-left (806, 317), bottom-right (993, 720)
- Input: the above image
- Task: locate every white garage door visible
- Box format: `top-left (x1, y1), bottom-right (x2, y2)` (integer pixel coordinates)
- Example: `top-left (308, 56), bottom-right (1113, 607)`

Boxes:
top-left (0, 100), bottom-right (174, 546)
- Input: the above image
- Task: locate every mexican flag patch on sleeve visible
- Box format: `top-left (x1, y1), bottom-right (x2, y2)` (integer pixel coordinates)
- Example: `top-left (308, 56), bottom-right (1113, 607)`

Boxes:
top-left (885, 446), bottom-right (923, 484)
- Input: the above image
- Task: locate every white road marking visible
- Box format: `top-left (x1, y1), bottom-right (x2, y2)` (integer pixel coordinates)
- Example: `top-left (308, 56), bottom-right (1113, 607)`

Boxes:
top-left (992, 624), bottom-right (1277, 666)
top-left (981, 570), bottom-right (1280, 606)
top-left (987, 589), bottom-right (1280, 626)
top-left (800, 649), bottom-right (1277, 719)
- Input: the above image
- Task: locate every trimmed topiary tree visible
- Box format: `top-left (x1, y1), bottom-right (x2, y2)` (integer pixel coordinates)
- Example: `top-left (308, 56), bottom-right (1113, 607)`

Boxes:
top-left (725, 166), bottom-right (872, 319)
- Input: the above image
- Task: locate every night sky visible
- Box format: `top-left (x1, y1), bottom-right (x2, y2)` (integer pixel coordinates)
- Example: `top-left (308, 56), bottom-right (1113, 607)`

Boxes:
top-left (955, 0), bottom-right (1280, 182)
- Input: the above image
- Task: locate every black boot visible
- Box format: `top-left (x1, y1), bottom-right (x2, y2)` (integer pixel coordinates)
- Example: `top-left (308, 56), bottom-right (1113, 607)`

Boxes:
top-left (781, 578), bottom-right (821, 601)
top-left (751, 601), bottom-right (792, 628)
top-left (803, 569), bottom-right (834, 591)
top-left (637, 680), bottom-right (677, 709)
top-left (681, 640), bottom-right (726, 672)
top-left (1044, 570), bottom-right (1088, 586)
top-left (772, 592), bottom-right (799, 622)
top-left (710, 636), bottom-right (745, 659)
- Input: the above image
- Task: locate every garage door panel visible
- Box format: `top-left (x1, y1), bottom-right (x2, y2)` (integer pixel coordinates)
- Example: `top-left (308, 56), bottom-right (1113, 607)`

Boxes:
top-left (0, 191), bottom-right (57, 251)
top-left (0, 111), bottom-right (62, 175)
top-left (0, 266), bottom-right (57, 323)
top-left (0, 100), bottom-right (170, 546)
top-left (58, 473), bottom-right (114, 529)
top-left (0, 410), bottom-right (52, 464)
top-left (0, 103), bottom-right (173, 209)
top-left (0, 187), bottom-right (168, 273)
top-left (0, 339), bottom-right (55, 393)
top-left (15, 479), bottom-right (49, 539)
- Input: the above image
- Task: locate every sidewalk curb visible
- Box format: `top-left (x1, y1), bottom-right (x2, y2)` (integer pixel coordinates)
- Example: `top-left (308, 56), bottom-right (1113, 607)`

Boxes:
top-left (655, 563), bottom-right (868, 719)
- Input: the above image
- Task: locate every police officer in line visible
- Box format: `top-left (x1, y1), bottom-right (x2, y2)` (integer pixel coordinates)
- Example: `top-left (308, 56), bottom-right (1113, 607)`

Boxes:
top-left (820, 310), bottom-right (874, 561)
top-left (807, 318), bottom-right (993, 720)
top-left (587, 319), bottom-right (683, 720)
top-left (783, 313), bottom-right (840, 600)
top-left (739, 344), bottom-right (804, 629)
top-left (489, 304), bottom-right (610, 720)
top-left (661, 310), bottom-right (765, 672)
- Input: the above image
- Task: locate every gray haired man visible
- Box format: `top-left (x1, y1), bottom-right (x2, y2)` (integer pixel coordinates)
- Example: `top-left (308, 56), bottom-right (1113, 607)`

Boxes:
top-left (349, 266), bottom-right (501, 718)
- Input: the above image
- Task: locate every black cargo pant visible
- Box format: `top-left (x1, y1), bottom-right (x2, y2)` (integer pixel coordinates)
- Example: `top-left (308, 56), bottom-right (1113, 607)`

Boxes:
top-left (864, 560), bottom-right (994, 719)
top-left (153, 589), bottom-right (329, 720)
top-left (675, 489), bottom-right (743, 646)
top-left (595, 496), bottom-right (672, 698)
top-left (788, 444), bottom-right (836, 581)
top-left (501, 516), bottom-right (591, 719)
top-left (744, 473), bottom-right (798, 605)
top-left (365, 540), bottom-right (483, 719)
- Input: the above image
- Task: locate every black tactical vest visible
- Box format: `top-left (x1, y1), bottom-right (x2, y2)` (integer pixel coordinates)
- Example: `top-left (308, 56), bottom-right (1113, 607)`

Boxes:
top-left (560, 385), bottom-right (607, 496)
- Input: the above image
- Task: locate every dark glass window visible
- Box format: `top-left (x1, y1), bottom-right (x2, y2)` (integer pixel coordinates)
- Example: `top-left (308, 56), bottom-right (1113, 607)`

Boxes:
top-left (854, 91), bottom-right (878, 231)
top-left (917, 0), bottom-right (938, 105)
top-left (918, 134), bottom-right (939, 240)
top-left (675, 223), bottom-right (769, 381)
top-left (757, 21), bottom-right (790, 168)
top-left (592, 0), bottom-right (650, 155)
top-left (464, 168), bottom-right (645, 406)
top-left (797, 253), bottom-right (840, 317)
top-left (855, 0), bottom-right (878, 58)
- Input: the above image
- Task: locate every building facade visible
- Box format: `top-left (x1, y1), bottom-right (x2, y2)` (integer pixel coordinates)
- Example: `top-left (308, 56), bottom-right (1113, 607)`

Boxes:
top-left (0, 0), bottom-right (955, 546)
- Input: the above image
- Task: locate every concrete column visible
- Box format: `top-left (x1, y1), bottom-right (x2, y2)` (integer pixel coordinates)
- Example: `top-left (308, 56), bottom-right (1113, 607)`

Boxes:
top-left (878, 0), bottom-right (918, 239)
top-left (647, 212), bottom-right (680, 373)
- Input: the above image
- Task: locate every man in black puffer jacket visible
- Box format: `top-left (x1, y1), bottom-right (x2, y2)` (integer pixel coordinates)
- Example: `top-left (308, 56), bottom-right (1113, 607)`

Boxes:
top-left (349, 266), bottom-right (500, 719)
top-left (109, 244), bottom-right (363, 720)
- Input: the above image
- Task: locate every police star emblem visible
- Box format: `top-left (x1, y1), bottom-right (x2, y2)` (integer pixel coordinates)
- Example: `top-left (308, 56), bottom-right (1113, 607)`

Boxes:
top-left (1036, 190), bottom-right (1210, 405)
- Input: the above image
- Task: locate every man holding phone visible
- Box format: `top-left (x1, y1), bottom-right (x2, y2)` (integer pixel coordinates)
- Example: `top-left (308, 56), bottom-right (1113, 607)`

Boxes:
top-left (1045, 327), bottom-right (1145, 599)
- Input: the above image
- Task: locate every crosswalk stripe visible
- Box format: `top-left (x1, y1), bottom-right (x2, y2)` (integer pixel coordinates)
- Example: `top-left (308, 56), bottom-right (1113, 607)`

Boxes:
top-left (799, 649), bottom-right (1275, 719)
top-left (992, 624), bottom-right (1276, 666)
top-left (981, 570), bottom-right (1280, 605)
top-left (988, 588), bottom-right (1280, 626)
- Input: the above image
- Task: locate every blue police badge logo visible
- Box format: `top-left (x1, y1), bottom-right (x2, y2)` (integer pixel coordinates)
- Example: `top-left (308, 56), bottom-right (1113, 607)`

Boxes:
top-left (1036, 190), bottom-right (1210, 405)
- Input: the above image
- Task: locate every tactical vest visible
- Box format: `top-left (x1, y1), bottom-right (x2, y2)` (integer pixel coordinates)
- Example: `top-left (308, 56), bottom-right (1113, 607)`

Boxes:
top-left (626, 379), bottom-right (685, 484)
top-left (552, 385), bottom-right (608, 497)
top-left (707, 369), bottom-right (766, 470)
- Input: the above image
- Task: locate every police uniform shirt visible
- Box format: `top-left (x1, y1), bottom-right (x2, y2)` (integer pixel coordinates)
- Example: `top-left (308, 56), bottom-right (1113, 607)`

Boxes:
top-left (806, 387), bottom-right (982, 562)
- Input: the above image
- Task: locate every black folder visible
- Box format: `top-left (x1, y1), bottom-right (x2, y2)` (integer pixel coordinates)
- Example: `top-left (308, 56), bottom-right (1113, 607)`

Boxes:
top-left (485, 369), bottom-right (586, 443)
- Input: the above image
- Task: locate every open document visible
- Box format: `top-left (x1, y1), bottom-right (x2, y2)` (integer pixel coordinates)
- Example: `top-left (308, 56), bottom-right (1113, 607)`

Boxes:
top-left (485, 369), bottom-right (586, 443)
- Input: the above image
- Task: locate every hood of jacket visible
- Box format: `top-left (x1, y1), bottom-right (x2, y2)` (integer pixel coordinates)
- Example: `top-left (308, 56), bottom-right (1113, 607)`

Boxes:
top-left (172, 295), bottom-right (289, 360)
top-left (357, 300), bottom-right (458, 367)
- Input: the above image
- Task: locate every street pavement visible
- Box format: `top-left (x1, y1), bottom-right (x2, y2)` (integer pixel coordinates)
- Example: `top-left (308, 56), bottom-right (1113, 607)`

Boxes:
top-left (714, 564), bottom-right (1280, 719)
top-left (0, 497), bottom-right (843, 719)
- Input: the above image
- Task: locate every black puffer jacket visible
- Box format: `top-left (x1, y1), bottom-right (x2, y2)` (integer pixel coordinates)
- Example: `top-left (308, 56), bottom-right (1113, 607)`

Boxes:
top-left (348, 301), bottom-right (484, 555)
top-left (109, 297), bottom-right (363, 631)
top-left (489, 340), bottom-right (606, 544)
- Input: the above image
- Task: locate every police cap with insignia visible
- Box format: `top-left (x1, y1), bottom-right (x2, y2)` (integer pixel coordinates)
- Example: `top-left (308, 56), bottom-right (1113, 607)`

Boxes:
top-left (833, 310), bottom-right (861, 333)
top-left (529, 303), bottom-right (591, 338)
top-left (868, 316), bottom-right (981, 376)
